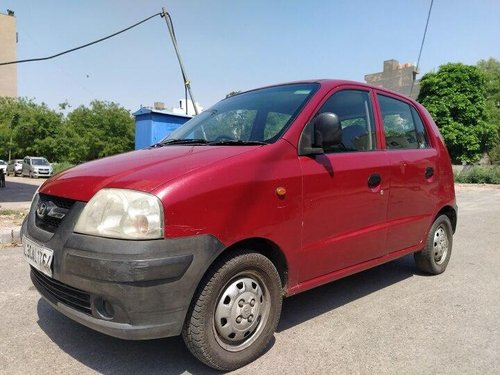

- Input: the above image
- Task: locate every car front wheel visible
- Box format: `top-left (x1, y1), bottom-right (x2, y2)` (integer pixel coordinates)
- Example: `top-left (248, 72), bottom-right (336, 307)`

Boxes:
top-left (182, 250), bottom-right (282, 371)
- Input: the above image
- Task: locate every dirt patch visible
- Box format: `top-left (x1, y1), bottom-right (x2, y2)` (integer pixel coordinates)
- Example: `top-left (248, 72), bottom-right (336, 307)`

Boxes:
top-left (0, 209), bottom-right (28, 229)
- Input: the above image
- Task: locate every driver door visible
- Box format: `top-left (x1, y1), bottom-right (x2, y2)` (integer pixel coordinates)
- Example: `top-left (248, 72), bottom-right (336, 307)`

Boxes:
top-left (298, 88), bottom-right (390, 283)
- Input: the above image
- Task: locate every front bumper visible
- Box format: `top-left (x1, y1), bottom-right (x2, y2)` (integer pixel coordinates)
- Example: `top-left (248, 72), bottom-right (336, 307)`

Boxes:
top-left (32, 169), bottom-right (52, 177)
top-left (22, 194), bottom-right (225, 340)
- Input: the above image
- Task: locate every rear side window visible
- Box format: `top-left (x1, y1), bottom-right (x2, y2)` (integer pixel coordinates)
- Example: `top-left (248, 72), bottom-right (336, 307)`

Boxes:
top-left (378, 94), bottom-right (429, 149)
top-left (316, 90), bottom-right (377, 152)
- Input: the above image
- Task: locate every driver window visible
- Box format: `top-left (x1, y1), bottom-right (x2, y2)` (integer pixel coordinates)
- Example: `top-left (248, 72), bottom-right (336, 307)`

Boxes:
top-left (316, 90), bottom-right (377, 153)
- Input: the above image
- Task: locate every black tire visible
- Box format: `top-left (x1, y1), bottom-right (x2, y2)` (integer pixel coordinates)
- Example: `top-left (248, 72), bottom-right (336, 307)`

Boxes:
top-left (182, 250), bottom-right (282, 371)
top-left (414, 215), bottom-right (453, 274)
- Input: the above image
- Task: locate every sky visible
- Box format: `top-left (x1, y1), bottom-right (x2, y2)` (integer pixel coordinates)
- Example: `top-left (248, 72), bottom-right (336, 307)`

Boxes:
top-left (1, 0), bottom-right (499, 113)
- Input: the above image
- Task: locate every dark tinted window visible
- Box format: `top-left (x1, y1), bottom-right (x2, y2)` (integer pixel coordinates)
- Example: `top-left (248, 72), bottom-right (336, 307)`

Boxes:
top-left (314, 90), bottom-right (377, 153)
top-left (378, 94), bottom-right (429, 149)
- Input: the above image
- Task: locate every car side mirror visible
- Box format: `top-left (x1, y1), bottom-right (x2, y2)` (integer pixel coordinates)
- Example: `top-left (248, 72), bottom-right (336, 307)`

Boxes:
top-left (299, 112), bottom-right (341, 156)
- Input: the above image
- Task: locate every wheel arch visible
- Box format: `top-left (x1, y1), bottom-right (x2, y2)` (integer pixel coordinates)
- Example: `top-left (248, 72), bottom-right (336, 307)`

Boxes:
top-left (212, 237), bottom-right (289, 293)
top-left (435, 205), bottom-right (457, 233)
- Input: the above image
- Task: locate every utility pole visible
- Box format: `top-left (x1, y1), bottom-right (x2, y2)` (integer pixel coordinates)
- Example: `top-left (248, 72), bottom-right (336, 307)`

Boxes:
top-left (161, 7), bottom-right (198, 115)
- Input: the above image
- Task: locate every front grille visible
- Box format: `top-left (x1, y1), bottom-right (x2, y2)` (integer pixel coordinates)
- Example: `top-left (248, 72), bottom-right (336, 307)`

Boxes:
top-left (31, 267), bottom-right (92, 315)
top-left (35, 193), bottom-right (76, 232)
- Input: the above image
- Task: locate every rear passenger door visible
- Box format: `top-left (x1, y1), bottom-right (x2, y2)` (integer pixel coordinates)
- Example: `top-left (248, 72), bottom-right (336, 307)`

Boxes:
top-left (298, 88), bottom-right (390, 283)
top-left (376, 93), bottom-right (438, 253)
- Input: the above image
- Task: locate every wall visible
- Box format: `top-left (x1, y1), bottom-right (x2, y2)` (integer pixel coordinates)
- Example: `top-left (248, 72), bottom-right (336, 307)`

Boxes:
top-left (0, 12), bottom-right (17, 97)
top-left (365, 59), bottom-right (419, 99)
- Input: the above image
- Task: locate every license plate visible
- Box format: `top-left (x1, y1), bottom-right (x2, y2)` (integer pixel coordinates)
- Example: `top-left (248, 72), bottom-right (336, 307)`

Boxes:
top-left (23, 236), bottom-right (54, 278)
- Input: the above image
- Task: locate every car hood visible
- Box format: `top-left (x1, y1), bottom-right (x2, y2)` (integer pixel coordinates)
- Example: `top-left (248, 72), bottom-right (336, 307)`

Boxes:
top-left (40, 146), bottom-right (257, 202)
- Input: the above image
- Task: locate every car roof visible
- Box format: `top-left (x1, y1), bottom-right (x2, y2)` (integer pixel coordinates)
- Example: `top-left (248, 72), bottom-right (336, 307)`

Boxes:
top-left (239, 79), bottom-right (418, 104)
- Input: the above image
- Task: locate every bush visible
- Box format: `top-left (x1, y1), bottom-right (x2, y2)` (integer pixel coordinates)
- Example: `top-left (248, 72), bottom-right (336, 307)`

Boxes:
top-left (490, 144), bottom-right (500, 165)
top-left (455, 165), bottom-right (500, 184)
top-left (52, 161), bottom-right (74, 175)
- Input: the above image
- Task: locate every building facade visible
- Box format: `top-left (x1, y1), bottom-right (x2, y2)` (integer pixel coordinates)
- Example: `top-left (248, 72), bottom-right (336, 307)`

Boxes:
top-left (0, 10), bottom-right (17, 97)
top-left (365, 59), bottom-right (419, 99)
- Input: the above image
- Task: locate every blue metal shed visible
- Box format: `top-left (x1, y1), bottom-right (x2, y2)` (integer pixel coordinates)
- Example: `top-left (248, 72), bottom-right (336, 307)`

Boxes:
top-left (133, 108), bottom-right (192, 150)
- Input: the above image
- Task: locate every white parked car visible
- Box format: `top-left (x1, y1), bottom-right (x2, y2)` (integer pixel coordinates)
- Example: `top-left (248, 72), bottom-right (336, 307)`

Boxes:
top-left (22, 156), bottom-right (53, 178)
top-left (0, 160), bottom-right (6, 174)
top-left (7, 159), bottom-right (23, 176)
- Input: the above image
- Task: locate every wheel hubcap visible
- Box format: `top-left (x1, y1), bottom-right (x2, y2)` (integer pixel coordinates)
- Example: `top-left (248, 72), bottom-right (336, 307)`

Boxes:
top-left (214, 274), bottom-right (270, 352)
top-left (433, 226), bottom-right (449, 265)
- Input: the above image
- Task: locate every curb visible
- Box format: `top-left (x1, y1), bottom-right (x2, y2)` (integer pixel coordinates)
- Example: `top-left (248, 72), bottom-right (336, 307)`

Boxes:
top-left (0, 226), bottom-right (22, 246)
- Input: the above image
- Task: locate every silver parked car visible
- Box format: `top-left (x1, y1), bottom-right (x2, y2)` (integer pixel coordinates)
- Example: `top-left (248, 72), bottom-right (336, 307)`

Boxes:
top-left (22, 156), bottom-right (53, 178)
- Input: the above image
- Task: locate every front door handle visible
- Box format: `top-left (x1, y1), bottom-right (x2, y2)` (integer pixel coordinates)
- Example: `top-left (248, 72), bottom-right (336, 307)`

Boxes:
top-left (368, 173), bottom-right (381, 189)
top-left (425, 167), bottom-right (434, 179)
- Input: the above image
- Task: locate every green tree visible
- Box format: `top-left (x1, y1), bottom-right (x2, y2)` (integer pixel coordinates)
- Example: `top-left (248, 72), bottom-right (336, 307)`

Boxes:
top-left (0, 97), bottom-right (65, 161)
top-left (417, 63), bottom-right (492, 163)
top-left (225, 90), bottom-right (241, 98)
top-left (477, 58), bottom-right (500, 151)
top-left (65, 100), bottom-right (134, 163)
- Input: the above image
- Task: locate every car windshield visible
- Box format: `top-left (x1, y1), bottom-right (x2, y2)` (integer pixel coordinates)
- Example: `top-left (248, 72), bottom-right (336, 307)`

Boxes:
top-left (32, 158), bottom-right (49, 166)
top-left (162, 83), bottom-right (319, 145)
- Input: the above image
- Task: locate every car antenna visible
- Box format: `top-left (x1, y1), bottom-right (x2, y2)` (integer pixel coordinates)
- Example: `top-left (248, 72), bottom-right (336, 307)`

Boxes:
top-left (161, 7), bottom-right (199, 115)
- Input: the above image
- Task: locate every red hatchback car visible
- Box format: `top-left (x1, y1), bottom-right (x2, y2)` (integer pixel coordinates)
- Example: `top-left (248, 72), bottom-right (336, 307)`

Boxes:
top-left (22, 80), bottom-right (456, 370)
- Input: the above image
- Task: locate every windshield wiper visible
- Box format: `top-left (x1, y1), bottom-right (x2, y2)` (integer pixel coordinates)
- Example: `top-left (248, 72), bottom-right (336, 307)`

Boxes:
top-left (208, 140), bottom-right (267, 146)
top-left (150, 138), bottom-right (209, 147)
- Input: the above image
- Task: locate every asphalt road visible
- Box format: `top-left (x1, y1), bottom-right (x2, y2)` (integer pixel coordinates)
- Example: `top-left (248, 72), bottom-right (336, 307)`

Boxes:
top-left (0, 185), bottom-right (499, 374)
top-left (0, 176), bottom-right (45, 210)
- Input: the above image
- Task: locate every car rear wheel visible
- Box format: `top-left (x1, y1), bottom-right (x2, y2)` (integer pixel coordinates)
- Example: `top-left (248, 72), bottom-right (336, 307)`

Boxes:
top-left (182, 250), bottom-right (282, 371)
top-left (414, 215), bottom-right (453, 274)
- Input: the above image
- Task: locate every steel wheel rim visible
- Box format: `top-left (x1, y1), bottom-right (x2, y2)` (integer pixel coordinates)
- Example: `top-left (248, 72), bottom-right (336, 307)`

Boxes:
top-left (213, 271), bottom-right (271, 352)
top-left (433, 225), bottom-right (449, 265)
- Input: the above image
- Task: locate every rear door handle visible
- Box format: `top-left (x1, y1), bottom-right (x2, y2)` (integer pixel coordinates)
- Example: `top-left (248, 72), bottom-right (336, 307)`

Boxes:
top-left (425, 167), bottom-right (434, 179)
top-left (368, 173), bottom-right (381, 189)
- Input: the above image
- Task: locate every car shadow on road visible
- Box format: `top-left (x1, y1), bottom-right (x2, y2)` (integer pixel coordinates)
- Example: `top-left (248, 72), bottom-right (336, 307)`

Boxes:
top-left (278, 255), bottom-right (417, 332)
top-left (36, 299), bottom-right (219, 375)
top-left (35, 255), bottom-right (417, 374)
top-left (0, 180), bottom-right (40, 203)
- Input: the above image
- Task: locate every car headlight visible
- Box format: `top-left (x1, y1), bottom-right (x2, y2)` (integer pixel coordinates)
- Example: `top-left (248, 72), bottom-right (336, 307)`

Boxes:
top-left (74, 189), bottom-right (163, 240)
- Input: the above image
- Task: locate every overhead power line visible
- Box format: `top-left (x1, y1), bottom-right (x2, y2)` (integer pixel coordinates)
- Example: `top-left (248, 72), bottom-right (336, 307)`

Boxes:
top-left (0, 12), bottom-right (161, 66)
top-left (410, 0), bottom-right (434, 97)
